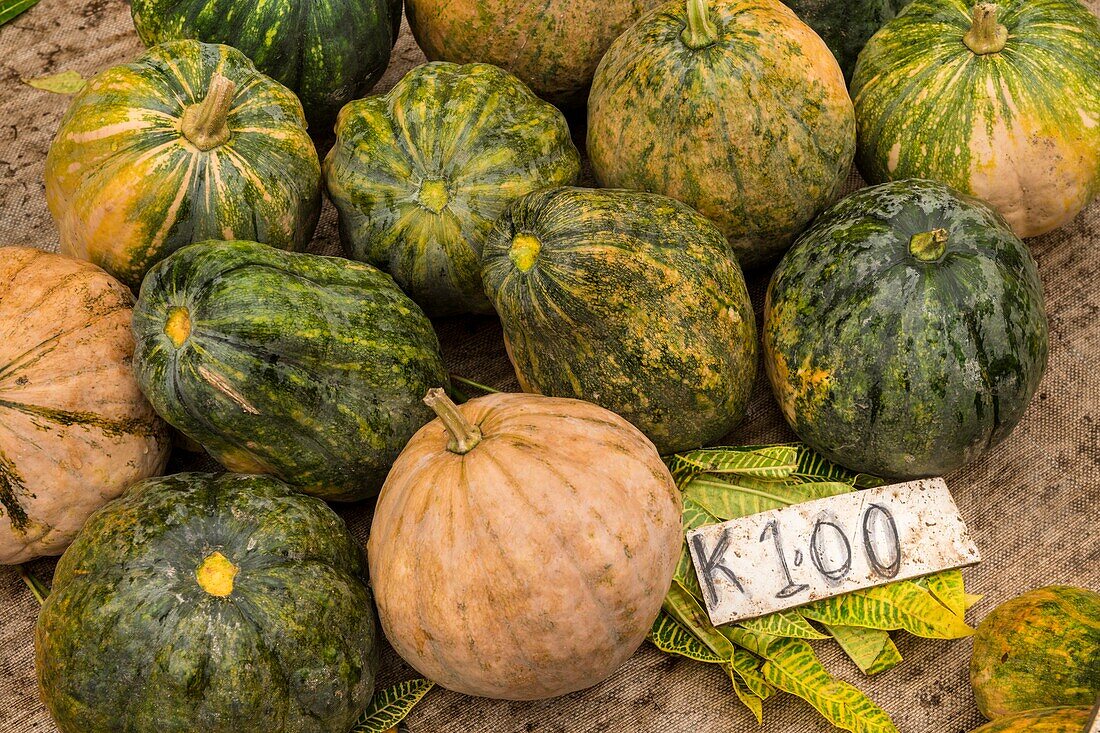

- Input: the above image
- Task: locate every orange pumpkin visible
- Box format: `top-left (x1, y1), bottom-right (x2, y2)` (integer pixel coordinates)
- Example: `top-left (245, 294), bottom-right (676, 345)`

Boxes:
top-left (368, 390), bottom-right (682, 700)
top-left (0, 248), bottom-right (170, 564)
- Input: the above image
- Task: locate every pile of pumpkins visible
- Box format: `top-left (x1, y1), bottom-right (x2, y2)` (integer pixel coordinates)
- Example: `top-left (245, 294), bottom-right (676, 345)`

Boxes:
top-left (2, 0), bottom-right (1097, 730)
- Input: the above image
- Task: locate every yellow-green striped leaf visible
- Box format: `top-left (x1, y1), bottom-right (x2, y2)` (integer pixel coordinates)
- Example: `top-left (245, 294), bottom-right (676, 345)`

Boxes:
top-left (724, 665), bottom-right (765, 723)
top-left (349, 678), bottom-right (434, 733)
top-left (664, 580), bottom-right (738, 660)
top-left (668, 445), bottom-right (799, 485)
top-left (684, 475), bottom-right (855, 520)
top-left (648, 611), bottom-right (724, 664)
top-left (821, 623), bottom-right (903, 676)
top-left (740, 609), bottom-right (829, 640)
top-left (0, 0), bottom-right (40, 25)
top-left (730, 647), bottom-right (776, 700)
top-left (799, 581), bottom-right (974, 639)
top-left (921, 569), bottom-right (968, 618)
top-left (24, 70), bottom-right (86, 94)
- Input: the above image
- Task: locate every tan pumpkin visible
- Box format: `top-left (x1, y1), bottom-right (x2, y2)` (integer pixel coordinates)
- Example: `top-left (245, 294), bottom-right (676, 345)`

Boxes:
top-left (0, 248), bottom-right (170, 564)
top-left (368, 389), bottom-right (682, 700)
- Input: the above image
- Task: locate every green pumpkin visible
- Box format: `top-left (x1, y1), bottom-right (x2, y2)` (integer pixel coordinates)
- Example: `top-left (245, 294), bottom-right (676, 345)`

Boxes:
top-left (45, 41), bottom-right (321, 291)
top-left (852, 0), bottom-right (1100, 238)
top-left (324, 62), bottom-right (581, 316)
top-left (481, 187), bottom-right (757, 455)
top-left (969, 707), bottom-right (1094, 733)
top-left (763, 179), bottom-right (1048, 478)
top-left (131, 0), bottom-right (396, 125)
top-left (131, 240), bottom-right (448, 501)
top-left (36, 472), bottom-right (379, 733)
top-left (782, 0), bottom-right (912, 80)
top-left (587, 0), bottom-right (856, 267)
top-left (971, 586), bottom-right (1100, 719)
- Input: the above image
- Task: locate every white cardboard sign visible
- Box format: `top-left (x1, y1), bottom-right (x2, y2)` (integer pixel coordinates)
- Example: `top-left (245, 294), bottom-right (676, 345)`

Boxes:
top-left (686, 478), bottom-right (980, 625)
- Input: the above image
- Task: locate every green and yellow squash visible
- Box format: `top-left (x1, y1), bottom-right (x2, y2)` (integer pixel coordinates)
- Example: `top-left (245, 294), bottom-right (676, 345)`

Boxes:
top-left (131, 0), bottom-right (397, 125)
top-left (587, 0), bottom-right (856, 267)
top-left (971, 586), bottom-right (1100, 719)
top-left (404, 0), bottom-right (664, 108)
top-left (131, 240), bottom-right (448, 501)
top-left (852, 0), bottom-right (1100, 238)
top-left (45, 41), bottom-right (321, 291)
top-left (969, 707), bottom-right (1094, 733)
top-left (324, 62), bottom-right (581, 316)
top-left (36, 472), bottom-right (380, 733)
top-left (0, 248), bottom-right (169, 564)
top-left (783, 0), bottom-right (913, 80)
top-left (764, 179), bottom-right (1048, 478)
top-left (481, 187), bottom-right (757, 455)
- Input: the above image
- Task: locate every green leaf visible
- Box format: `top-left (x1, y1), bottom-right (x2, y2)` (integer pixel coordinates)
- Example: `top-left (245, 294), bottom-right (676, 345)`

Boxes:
top-left (761, 639), bottom-right (899, 733)
top-left (663, 580), bottom-right (738, 659)
top-left (724, 664), bottom-right (764, 723)
top-left (668, 445), bottom-right (799, 485)
top-left (821, 623), bottom-right (903, 676)
top-left (684, 475), bottom-right (855, 521)
top-left (720, 625), bottom-right (784, 659)
top-left (740, 609), bottom-right (829, 640)
top-left (648, 611), bottom-right (723, 664)
top-left (921, 569), bottom-right (968, 618)
top-left (24, 70), bottom-right (86, 94)
top-left (730, 647), bottom-right (776, 700)
top-left (18, 565), bottom-right (49, 606)
top-left (0, 0), bottom-right (41, 25)
top-left (965, 593), bottom-right (984, 609)
top-left (799, 581), bottom-right (974, 639)
top-left (349, 678), bottom-right (434, 733)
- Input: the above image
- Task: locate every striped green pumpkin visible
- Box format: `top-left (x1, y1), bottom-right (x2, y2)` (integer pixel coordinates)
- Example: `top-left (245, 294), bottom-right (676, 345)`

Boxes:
top-left (587, 0), bottom-right (856, 267)
top-left (852, 0), bottom-right (1100, 238)
top-left (131, 241), bottom-right (448, 501)
top-left (481, 187), bottom-right (757, 455)
top-left (783, 0), bottom-right (913, 80)
top-left (45, 41), bottom-right (320, 291)
top-left (131, 0), bottom-right (396, 125)
top-left (969, 708), bottom-right (1093, 733)
top-left (764, 179), bottom-right (1048, 478)
top-left (324, 62), bottom-right (581, 316)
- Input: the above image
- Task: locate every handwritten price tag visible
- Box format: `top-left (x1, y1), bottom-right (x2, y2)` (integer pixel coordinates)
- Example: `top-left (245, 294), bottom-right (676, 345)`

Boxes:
top-left (687, 478), bottom-right (980, 625)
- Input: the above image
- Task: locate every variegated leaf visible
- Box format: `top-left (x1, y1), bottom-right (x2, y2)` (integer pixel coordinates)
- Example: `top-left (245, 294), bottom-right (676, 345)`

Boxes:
top-left (799, 581), bottom-right (974, 639)
top-left (821, 623), bottom-right (903, 676)
top-left (921, 569), bottom-right (968, 618)
top-left (24, 70), bottom-right (86, 94)
top-left (349, 678), bottom-right (434, 733)
top-left (684, 476), bottom-right (855, 521)
top-left (724, 664), bottom-right (764, 723)
top-left (0, 0), bottom-right (40, 25)
top-left (740, 609), bottom-right (829, 640)
top-left (730, 647), bottom-right (776, 700)
top-left (664, 580), bottom-right (738, 660)
top-left (648, 611), bottom-right (723, 664)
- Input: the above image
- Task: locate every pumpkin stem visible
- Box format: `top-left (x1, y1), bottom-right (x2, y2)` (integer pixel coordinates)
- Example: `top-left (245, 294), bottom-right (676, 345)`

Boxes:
top-left (165, 306), bottom-right (192, 347)
top-left (510, 233), bottom-right (542, 273)
top-left (18, 565), bottom-right (50, 606)
top-left (909, 228), bottom-right (949, 261)
top-left (424, 388), bottom-right (482, 454)
top-left (682, 0), bottom-right (718, 49)
top-left (181, 73), bottom-right (236, 151)
top-left (196, 551), bottom-right (238, 597)
top-left (963, 3), bottom-right (1008, 55)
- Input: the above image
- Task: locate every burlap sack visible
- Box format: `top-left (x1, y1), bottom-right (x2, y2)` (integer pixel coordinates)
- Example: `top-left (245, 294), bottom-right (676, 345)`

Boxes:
top-left (0, 1), bottom-right (1097, 731)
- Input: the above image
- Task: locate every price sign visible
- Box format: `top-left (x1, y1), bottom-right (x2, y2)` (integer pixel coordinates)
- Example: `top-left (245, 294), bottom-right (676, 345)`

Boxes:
top-left (1088, 698), bottom-right (1100, 733)
top-left (686, 478), bottom-right (980, 625)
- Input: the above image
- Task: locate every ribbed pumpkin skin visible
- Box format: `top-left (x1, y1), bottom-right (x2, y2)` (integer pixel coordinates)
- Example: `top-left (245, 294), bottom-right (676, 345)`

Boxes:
top-left (481, 187), bottom-right (757, 455)
top-left (764, 180), bottom-right (1048, 478)
top-left (131, 241), bottom-right (448, 501)
top-left (404, 0), bottom-right (663, 107)
top-left (971, 586), bottom-right (1100, 719)
top-left (131, 0), bottom-right (394, 125)
top-left (0, 248), bottom-right (169, 564)
top-left (369, 392), bottom-right (682, 699)
top-left (324, 62), bottom-right (581, 316)
top-left (969, 707), bottom-right (1093, 733)
top-left (852, 0), bottom-right (1100, 238)
top-left (45, 41), bottom-right (321, 290)
top-left (587, 0), bottom-right (856, 267)
top-left (36, 472), bottom-right (379, 733)
top-left (783, 0), bottom-right (912, 80)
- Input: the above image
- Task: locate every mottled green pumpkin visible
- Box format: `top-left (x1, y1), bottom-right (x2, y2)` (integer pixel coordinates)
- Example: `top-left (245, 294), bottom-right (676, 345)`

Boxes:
top-left (36, 472), bottom-right (379, 733)
top-left (131, 241), bottom-right (448, 501)
top-left (852, 0), bottom-right (1100, 238)
top-left (131, 0), bottom-right (397, 125)
top-left (45, 41), bottom-right (320, 290)
top-left (969, 707), bottom-right (1093, 733)
top-left (783, 0), bottom-right (912, 80)
top-left (971, 586), bottom-right (1100, 719)
top-left (404, 0), bottom-right (664, 107)
top-left (481, 187), bottom-right (757, 455)
top-left (587, 0), bottom-right (856, 267)
top-left (324, 62), bottom-right (581, 316)
top-left (764, 179), bottom-right (1048, 478)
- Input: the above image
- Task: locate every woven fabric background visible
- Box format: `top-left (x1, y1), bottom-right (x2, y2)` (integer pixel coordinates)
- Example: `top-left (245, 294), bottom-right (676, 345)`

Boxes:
top-left (0, 1), bottom-right (1097, 731)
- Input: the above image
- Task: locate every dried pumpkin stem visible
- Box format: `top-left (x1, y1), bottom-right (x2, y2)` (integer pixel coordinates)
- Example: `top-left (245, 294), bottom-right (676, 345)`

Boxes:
top-left (963, 3), bottom-right (1008, 55)
top-left (682, 0), bottom-right (718, 50)
top-left (181, 73), bottom-right (236, 151)
top-left (424, 388), bottom-right (482, 454)
top-left (909, 228), bottom-right (949, 262)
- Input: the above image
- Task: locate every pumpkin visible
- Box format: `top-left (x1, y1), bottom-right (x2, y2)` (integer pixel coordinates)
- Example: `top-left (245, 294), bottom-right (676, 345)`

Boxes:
top-left (403, 0), bottom-right (664, 107)
top-left (0, 248), bottom-right (169, 565)
top-left (324, 62), bottom-right (581, 316)
top-left (763, 179), bottom-right (1048, 479)
top-left (851, 0), bottom-right (1100, 238)
top-left (971, 586), bottom-right (1100, 719)
top-left (368, 389), bottom-right (682, 699)
top-left (131, 240), bottom-right (448, 501)
top-left (968, 707), bottom-right (1093, 733)
top-left (36, 472), bottom-right (380, 733)
top-left (783, 0), bottom-right (912, 80)
top-left (480, 187), bottom-right (757, 455)
top-left (587, 0), bottom-right (856, 267)
top-left (45, 40), bottom-right (321, 290)
top-left (131, 0), bottom-right (397, 125)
